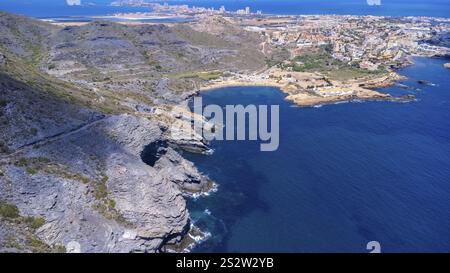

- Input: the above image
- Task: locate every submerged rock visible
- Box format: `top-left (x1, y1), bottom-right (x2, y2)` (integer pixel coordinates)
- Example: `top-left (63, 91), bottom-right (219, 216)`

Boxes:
top-left (417, 80), bottom-right (437, 86)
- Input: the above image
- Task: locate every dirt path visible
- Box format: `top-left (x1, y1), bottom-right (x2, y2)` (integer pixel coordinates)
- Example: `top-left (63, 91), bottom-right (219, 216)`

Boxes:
top-left (0, 115), bottom-right (107, 162)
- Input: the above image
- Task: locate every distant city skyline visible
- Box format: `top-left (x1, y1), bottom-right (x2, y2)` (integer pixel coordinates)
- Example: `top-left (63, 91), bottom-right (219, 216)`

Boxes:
top-left (1, 0), bottom-right (448, 19)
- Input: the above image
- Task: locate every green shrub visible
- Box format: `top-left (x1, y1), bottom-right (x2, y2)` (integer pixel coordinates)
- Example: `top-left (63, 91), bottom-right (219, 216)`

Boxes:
top-left (265, 58), bottom-right (280, 67)
top-left (14, 158), bottom-right (28, 167)
top-left (26, 234), bottom-right (50, 253)
top-left (101, 175), bottom-right (109, 184)
top-left (26, 167), bottom-right (37, 175)
top-left (107, 199), bottom-right (116, 210)
top-left (0, 202), bottom-right (20, 219)
top-left (36, 157), bottom-right (51, 164)
top-left (24, 216), bottom-right (45, 229)
top-left (95, 183), bottom-right (108, 200)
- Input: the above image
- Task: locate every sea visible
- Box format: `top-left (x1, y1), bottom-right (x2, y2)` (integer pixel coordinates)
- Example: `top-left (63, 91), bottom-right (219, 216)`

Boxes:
top-left (185, 57), bottom-right (450, 253)
top-left (0, 0), bottom-right (449, 19)
top-left (1, 0), bottom-right (449, 253)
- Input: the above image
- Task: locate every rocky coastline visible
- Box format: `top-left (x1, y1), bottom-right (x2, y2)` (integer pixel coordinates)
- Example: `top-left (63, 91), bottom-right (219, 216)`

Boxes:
top-left (0, 110), bottom-right (214, 253)
top-left (197, 69), bottom-right (414, 108)
top-left (1, 10), bottom-right (449, 253)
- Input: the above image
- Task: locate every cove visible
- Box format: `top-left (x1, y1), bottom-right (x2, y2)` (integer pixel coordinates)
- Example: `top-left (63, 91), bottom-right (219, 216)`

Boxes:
top-left (184, 57), bottom-right (450, 253)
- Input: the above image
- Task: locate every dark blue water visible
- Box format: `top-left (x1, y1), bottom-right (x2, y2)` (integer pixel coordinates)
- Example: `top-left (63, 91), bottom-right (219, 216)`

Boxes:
top-left (185, 57), bottom-right (450, 253)
top-left (2, 0), bottom-right (450, 254)
top-left (0, 0), bottom-right (191, 22)
top-left (0, 0), bottom-right (149, 18)
top-left (1, 0), bottom-right (449, 18)
top-left (162, 0), bottom-right (450, 17)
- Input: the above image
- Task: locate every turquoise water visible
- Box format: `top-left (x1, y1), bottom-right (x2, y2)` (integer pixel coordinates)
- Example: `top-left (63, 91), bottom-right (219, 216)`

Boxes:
top-left (185, 57), bottom-right (450, 252)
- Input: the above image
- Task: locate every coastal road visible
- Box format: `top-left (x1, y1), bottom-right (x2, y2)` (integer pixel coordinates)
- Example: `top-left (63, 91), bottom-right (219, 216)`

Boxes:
top-left (0, 115), bottom-right (107, 163)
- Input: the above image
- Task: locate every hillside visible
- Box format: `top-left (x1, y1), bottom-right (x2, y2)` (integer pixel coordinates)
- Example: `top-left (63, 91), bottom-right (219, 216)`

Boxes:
top-left (0, 12), bottom-right (226, 253)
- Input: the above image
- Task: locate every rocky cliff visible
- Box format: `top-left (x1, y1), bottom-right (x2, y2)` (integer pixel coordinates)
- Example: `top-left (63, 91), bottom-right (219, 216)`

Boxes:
top-left (0, 12), bottom-right (224, 253)
top-left (0, 104), bottom-right (212, 252)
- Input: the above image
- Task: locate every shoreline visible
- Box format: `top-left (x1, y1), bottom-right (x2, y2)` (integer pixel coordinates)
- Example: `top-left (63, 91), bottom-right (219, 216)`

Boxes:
top-left (0, 10), bottom-right (446, 253)
top-left (180, 56), bottom-right (450, 253)
top-left (180, 58), bottom-right (427, 252)
top-left (194, 70), bottom-right (412, 108)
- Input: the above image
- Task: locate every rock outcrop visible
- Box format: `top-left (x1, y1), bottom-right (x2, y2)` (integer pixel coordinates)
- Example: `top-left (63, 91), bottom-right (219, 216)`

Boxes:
top-left (0, 12), bottom-right (222, 253)
top-left (0, 113), bottom-right (210, 253)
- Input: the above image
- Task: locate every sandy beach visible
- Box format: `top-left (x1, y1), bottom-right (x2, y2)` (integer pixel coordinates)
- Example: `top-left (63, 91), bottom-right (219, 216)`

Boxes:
top-left (197, 70), bottom-right (407, 107)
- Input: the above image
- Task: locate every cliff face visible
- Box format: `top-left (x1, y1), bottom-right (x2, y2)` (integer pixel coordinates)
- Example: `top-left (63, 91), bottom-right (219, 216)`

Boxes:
top-left (0, 103), bottom-right (211, 252)
top-left (0, 99), bottom-right (211, 252)
top-left (0, 12), bottom-right (219, 252)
